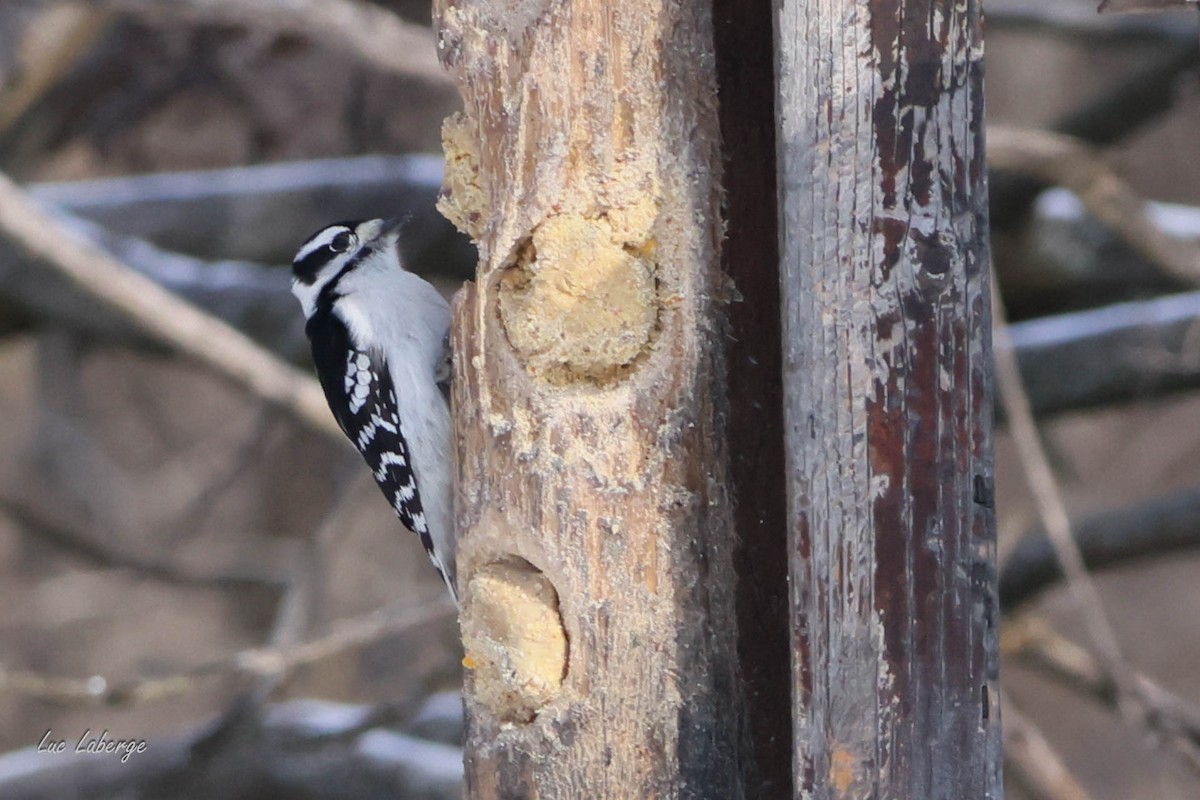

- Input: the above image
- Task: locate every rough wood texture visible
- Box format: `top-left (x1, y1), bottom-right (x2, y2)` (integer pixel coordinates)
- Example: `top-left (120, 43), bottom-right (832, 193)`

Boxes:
top-left (775, 0), bottom-right (1002, 796)
top-left (435, 1), bottom-right (744, 796)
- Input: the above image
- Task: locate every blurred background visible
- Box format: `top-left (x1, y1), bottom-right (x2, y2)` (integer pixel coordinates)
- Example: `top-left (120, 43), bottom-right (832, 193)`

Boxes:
top-left (0, 1), bottom-right (1196, 798)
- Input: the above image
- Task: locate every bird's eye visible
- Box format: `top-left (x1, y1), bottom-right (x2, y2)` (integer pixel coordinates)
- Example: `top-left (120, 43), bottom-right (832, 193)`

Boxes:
top-left (330, 231), bottom-right (354, 252)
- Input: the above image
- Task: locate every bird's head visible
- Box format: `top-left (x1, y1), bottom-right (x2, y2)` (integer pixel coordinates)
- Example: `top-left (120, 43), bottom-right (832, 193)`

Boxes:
top-left (291, 217), bottom-right (406, 317)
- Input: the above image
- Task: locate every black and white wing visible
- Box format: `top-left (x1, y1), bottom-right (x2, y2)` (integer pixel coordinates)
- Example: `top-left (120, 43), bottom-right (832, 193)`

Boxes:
top-left (307, 313), bottom-right (436, 561)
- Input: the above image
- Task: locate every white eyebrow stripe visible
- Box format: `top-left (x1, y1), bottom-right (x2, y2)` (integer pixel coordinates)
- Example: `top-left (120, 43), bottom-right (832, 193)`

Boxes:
top-left (295, 226), bottom-right (350, 263)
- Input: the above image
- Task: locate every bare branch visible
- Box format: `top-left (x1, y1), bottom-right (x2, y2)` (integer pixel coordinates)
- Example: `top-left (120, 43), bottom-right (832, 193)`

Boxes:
top-left (55, 216), bottom-right (308, 363)
top-left (98, 0), bottom-right (450, 87)
top-left (1005, 617), bottom-right (1200, 773)
top-left (166, 408), bottom-right (287, 542)
top-left (27, 154), bottom-right (458, 265)
top-left (988, 44), bottom-right (1199, 232)
top-left (1008, 289), bottom-right (1200, 416)
top-left (4, 157), bottom-right (470, 360)
top-left (989, 125), bottom-right (1200, 285)
top-left (993, 286), bottom-right (1142, 721)
top-left (0, 169), bottom-right (340, 439)
top-left (0, 492), bottom-right (290, 591)
top-left (0, 593), bottom-right (453, 707)
top-left (1003, 692), bottom-right (1097, 800)
top-left (248, 473), bottom-right (376, 701)
top-left (0, 5), bottom-right (114, 134)
top-left (1001, 187), bottom-right (1198, 320)
top-left (1001, 487), bottom-right (1200, 609)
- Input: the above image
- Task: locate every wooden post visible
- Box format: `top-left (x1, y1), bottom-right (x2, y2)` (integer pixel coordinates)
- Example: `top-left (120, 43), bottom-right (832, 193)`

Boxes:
top-left (775, 0), bottom-right (1002, 796)
top-left (435, 1), bottom-right (745, 796)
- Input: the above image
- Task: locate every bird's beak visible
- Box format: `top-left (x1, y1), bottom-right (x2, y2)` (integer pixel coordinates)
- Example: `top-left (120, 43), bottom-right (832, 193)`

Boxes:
top-left (375, 216), bottom-right (407, 241)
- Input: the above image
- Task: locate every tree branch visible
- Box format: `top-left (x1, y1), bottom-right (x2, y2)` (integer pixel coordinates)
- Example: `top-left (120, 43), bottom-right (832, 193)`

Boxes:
top-left (4, 157), bottom-right (472, 361)
top-left (96, 0), bottom-right (451, 87)
top-left (0, 594), bottom-right (452, 708)
top-left (1002, 187), bottom-right (1198, 320)
top-left (0, 5), bottom-right (115, 135)
top-left (1001, 487), bottom-right (1200, 609)
top-left (1003, 691), bottom-right (1097, 800)
top-left (1005, 617), bottom-right (1200, 773)
top-left (0, 493), bottom-right (290, 592)
top-left (988, 42), bottom-right (1199, 231)
top-left (989, 125), bottom-right (1200, 285)
top-left (27, 154), bottom-right (461, 265)
top-left (993, 286), bottom-right (1143, 722)
top-left (0, 169), bottom-right (340, 439)
top-left (1009, 289), bottom-right (1200, 416)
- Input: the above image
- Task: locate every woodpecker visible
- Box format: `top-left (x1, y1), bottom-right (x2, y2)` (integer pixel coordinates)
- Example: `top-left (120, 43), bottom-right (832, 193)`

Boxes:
top-left (291, 218), bottom-right (456, 600)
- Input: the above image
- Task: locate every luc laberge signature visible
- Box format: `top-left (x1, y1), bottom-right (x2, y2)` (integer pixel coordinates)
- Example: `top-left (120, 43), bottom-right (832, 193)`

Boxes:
top-left (37, 729), bottom-right (148, 764)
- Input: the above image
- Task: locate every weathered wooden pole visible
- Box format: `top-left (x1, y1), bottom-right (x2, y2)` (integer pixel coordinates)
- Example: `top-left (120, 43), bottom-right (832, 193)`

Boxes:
top-left (775, 0), bottom-right (1002, 796)
top-left (435, 0), bottom-right (745, 796)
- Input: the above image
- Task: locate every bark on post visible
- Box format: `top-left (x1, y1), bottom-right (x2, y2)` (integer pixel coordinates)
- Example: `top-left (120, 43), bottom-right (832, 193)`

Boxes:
top-left (775, 0), bottom-right (1002, 796)
top-left (435, 1), bottom-right (743, 796)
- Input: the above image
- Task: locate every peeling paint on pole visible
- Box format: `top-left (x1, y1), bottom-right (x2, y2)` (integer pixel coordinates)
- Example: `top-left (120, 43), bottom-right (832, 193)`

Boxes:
top-left (776, 0), bottom-right (1001, 796)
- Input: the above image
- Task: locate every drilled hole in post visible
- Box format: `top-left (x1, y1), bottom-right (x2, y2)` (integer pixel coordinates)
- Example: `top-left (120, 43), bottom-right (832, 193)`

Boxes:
top-left (461, 557), bottom-right (568, 724)
top-left (497, 209), bottom-right (661, 386)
